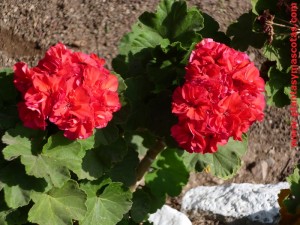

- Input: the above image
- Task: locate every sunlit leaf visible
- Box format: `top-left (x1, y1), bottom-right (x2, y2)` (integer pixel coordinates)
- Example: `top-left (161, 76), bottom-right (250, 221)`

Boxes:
top-left (28, 180), bottom-right (87, 225)
top-left (145, 148), bottom-right (189, 197)
top-left (80, 180), bottom-right (132, 225)
top-left (183, 137), bottom-right (247, 179)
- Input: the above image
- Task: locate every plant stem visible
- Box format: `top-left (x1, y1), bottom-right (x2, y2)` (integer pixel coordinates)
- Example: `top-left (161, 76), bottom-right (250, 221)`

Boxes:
top-left (267, 21), bottom-right (292, 29)
top-left (275, 17), bottom-right (297, 27)
top-left (130, 139), bottom-right (166, 191)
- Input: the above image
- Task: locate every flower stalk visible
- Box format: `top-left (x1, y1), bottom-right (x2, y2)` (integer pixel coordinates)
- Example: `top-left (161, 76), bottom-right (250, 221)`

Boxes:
top-left (130, 139), bottom-right (166, 191)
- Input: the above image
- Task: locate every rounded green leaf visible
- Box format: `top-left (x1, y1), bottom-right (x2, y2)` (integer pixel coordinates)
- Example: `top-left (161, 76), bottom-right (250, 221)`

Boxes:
top-left (183, 137), bottom-right (248, 179)
top-left (130, 189), bottom-right (152, 223)
top-left (2, 125), bottom-right (46, 160)
top-left (109, 147), bottom-right (139, 187)
top-left (0, 68), bottom-right (17, 104)
top-left (28, 180), bottom-right (87, 225)
top-left (94, 122), bottom-right (119, 146)
top-left (265, 66), bottom-right (291, 107)
top-left (0, 160), bottom-right (46, 209)
top-left (21, 154), bottom-right (70, 188)
top-left (285, 165), bottom-right (300, 214)
top-left (226, 11), bottom-right (266, 51)
top-left (139, 0), bottom-right (204, 47)
top-left (19, 133), bottom-right (85, 187)
top-left (80, 180), bottom-right (132, 225)
top-left (145, 148), bottom-right (189, 197)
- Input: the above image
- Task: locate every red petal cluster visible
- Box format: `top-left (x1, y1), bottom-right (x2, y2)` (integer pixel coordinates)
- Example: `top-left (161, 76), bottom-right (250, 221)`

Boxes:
top-left (171, 39), bottom-right (265, 154)
top-left (14, 43), bottom-right (121, 140)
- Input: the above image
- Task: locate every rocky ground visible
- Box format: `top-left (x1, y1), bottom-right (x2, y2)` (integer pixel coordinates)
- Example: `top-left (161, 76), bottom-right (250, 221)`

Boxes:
top-left (0, 0), bottom-right (298, 224)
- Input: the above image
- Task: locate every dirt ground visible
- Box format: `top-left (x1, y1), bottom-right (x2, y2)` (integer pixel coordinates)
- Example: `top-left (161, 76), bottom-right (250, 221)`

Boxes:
top-left (0, 0), bottom-right (298, 224)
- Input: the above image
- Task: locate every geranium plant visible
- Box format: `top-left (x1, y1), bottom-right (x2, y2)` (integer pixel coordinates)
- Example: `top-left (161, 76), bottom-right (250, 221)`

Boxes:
top-left (0, 0), bottom-right (271, 224)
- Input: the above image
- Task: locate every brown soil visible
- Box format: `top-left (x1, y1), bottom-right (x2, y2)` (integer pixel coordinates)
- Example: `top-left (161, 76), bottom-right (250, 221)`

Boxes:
top-left (0, 0), bottom-right (298, 225)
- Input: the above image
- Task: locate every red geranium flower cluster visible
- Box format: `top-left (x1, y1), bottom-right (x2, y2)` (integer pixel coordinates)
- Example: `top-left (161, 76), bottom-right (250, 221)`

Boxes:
top-left (171, 38), bottom-right (265, 154)
top-left (14, 43), bottom-right (121, 140)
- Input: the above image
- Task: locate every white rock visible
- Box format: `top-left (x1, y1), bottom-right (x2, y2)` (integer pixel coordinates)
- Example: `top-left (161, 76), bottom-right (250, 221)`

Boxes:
top-left (182, 182), bottom-right (289, 224)
top-left (149, 205), bottom-right (192, 225)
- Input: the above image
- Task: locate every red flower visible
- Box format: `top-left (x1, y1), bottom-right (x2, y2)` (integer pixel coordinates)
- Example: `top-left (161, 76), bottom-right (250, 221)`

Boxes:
top-left (171, 122), bottom-right (206, 153)
top-left (172, 83), bottom-right (210, 121)
top-left (14, 43), bottom-right (121, 140)
top-left (171, 38), bottom-right (265, 154)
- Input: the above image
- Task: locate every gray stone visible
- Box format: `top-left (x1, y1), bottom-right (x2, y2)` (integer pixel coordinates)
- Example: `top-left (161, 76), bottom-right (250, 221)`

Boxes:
top-left (182, 182), bottom-right (289, 224)
top-left (149, 205), bottom-right (192, 225)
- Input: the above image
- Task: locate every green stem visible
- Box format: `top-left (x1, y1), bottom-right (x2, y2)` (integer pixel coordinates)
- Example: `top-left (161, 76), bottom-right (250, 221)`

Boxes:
top-left (130, 139), bottom-right (166, 191)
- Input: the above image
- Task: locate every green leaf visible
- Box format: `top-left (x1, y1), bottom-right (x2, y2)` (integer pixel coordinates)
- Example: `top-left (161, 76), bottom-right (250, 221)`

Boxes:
top-left (146, 59), bottom-right (175, 92)
top-left (28, 180), bottom-right (87, 225)
top-left (145, 91), bottom-right (177, 137)
top-left (284, 165), bottom-right (300, 214)
top-left (21, 154), bottom-right (70, 188)
top-left (0, 209), bottom-right (13, 225)
top-left (0, 68), bottom-right (17, 104)
top-left (96, 137), bottom-right (128, 167)
top-left (145, 187), bottom-right (166, 214)
top-left (265, 66), bottom-right (291, 107)
top-left (19, 133), bottom-right (84, 187)
top-left (118, 0), bottom-right (204, 56)
top-left (3, 185), bottom-right (31, 210)
top-left (113, 104), bottom-right (131, 125)
top-left (123, 72), bottom-right (178, 137)
top-left (263, 39), bottom-right (290, 71)
top-left (180, 42), bottom-right (197, 65)
top-left (117, 217), bottom-right (141, 225)
top-left (113, 48), bottom-right (154, 79)
top-left (201, 12), bottom-right (230, 45)
top-left (183, 137), bottom-right (248, 179)
top-left (0, 160), bottom-right (47, 209)
top-left (2, 125), bottom-right (46, 160)
top-left (128, 131), bottom-right (157, 157)
top-left (130, 135), bottom-right (148, 157)
top-left (146, 43), bottom-right (186, 92)
top-left (0, 182), bottom-right (3, 192)
top-left (109, 147), bottom-right (139, 187)
top-left (0, 204), bottom-right (31, 225)
top-left (74, 149), bottom-right (105, 180)
top-left (0, 68), bottom-right (19, 131)
top-left (77, 135), bottom-right (96, 151)
top-left (125, 76), bottom-right (153, 109)
top-left (251, 0), bottom-right (261, 15)
top-left (75, 137), bottom-right (128, 181)
top-left (2, 133), bottom-right (31, 161)
top-left (123, 76), bottom-right (153, 130)
top-left (0, 191), bottom-right (9, 224)
top-left (145, 148), bottom-right (189, 197)
top-left (226, 11), bottom-right (266, 51)
top-left (139, 0), bottom-right (203, 47)
top-left (42, 133), bottom-right (83, 173)
top-left (130, 189), bottom-right (152, 223)
top-left (287, 166), bottom-right (300, 197)
top-left (80, 180), bottom-right (132, 225)
top-left (113, 72), bottom-right (127, 94)
top-left (118, 22), bottom-right (163, 55)
top-left (115, 0), bottom-right (204, 73)
top-left (3, 130), bottom-right (85, 187)
top-left (94, 122), bottom-right (119, 146)
top-left (0, 105), bottom-right (19, 132)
